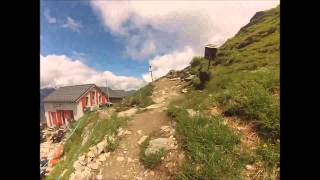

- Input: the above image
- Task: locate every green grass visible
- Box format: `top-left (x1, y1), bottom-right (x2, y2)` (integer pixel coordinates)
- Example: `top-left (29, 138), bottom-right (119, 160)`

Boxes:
top-left (168, 106), bottom-right (252, 179)
top-left (45, 112), bottom-right (127, 180)
top-left (169, 5), bottom-right (280, 178)
top-left (115, 84), bottom-right (155, 112)
top-left (139, 137), bottom-right (166, 169)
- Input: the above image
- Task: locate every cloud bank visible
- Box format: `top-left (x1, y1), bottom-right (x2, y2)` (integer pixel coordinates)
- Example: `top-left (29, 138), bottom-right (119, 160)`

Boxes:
top-left (40, 54), bottom-right (145, 90)
top-left (90, 1), bottom-right (280, 81)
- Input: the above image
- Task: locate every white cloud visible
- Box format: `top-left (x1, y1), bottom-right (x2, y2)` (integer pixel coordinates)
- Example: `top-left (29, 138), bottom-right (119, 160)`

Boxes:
top-left (40, 54), bottom-right (146, 90)
top-left (44, 9), bottom-right (56, 24)
top-left (62, 17), bottom-right (82, 32)
top-left (142, 46), bottom-right (195, 82)
top-left (90, 1), bottom-right (279, 61)
top-left (125, 39), bottom-right (156, 60)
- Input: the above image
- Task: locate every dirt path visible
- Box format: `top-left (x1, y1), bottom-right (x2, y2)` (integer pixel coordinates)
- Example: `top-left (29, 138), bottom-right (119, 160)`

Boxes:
top-left (101, 77), bottom-right (186, 180)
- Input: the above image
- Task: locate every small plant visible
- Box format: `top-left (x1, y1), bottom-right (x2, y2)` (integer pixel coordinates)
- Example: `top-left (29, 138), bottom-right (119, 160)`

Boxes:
top-left (257, 141), bottom-right (280, 168)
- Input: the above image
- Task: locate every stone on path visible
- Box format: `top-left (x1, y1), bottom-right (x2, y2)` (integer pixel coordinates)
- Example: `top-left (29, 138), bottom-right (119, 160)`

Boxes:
top-left (117, 156), bottom-right (125, 161)
top-left (137, 130), bottom-right (143, 135)
top-left (137, 136), bottom-right (148, 145)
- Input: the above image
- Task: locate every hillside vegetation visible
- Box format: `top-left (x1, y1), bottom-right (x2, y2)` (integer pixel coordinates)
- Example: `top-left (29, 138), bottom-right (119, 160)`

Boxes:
top-left (168, 5), bottom-right (280, 179)
top-left (46, 111), bottom-right (128, 180)
top-left (115, 84), bottom-right (154, 112)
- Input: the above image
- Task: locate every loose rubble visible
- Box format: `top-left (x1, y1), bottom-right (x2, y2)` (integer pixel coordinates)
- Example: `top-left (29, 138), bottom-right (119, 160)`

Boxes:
top-left (69, 132), bottom-right (118, 180)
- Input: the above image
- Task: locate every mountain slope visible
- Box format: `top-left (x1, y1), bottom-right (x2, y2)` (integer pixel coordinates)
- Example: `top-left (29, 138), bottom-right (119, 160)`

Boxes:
top-left (168, 5), bottom-right (280, 179)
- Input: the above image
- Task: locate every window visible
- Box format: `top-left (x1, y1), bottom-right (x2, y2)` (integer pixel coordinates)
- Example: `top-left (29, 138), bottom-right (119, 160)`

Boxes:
top-left (86, 97), bottom-right (89, 106)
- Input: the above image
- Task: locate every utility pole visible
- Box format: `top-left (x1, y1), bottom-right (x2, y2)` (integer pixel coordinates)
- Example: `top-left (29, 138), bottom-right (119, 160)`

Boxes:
top-left (149, 65), bottom-right (153, 82)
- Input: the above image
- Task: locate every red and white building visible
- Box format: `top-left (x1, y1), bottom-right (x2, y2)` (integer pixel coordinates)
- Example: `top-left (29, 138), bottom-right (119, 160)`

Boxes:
top-left (43, 84), bottom-right (108, 128)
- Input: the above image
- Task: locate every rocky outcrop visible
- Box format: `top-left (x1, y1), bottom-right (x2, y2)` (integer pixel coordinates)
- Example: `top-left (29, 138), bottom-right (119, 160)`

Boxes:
top-left (69, 133), bottom-right (118, 180)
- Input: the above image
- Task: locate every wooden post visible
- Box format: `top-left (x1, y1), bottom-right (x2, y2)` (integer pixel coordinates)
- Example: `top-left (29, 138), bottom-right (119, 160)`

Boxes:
top-left (149, 65), bottom-right (153, 82)
top-left (204, 44), bottom-right (218, 70)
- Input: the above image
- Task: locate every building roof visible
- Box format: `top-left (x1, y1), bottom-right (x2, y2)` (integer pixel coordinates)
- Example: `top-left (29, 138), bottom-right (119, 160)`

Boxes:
top-left (205, 44), bottom-right (217, 48)
top-left (99, 87), bottom-right (134, 98)
top-left (43, 84), bottom-right (96, 103)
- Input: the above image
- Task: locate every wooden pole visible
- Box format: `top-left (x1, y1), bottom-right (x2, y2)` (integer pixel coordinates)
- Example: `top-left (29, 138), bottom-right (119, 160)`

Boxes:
top-left (149, 65), bottom-right (153, 82)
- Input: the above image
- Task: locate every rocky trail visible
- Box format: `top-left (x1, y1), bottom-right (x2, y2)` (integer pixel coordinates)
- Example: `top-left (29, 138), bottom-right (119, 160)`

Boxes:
top-left (98, 76), bottom-right (188, 180)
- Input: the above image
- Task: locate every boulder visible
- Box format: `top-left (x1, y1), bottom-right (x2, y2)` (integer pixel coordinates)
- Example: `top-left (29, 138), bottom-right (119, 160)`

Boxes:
top-left (137, 130), bottom-right (143, 135)
top-left (96, 139), bottom-right (108, 154)
top-left (186, 109), bottom-right (197, 117)
top-left (96, 175), bottom-right (103, 180)
top-left (87, 151), bottom-right (95, 158)
top-left (145, 138), bottom-right (175, 155)
top-left (105, 152), bottom-right (111, 158)
top-left (169, 77), bottom-right (181, 81)
top-left (210, 107), bottom-right (220, 116)
top-left (117, 156), bottom-right (125, 161)
top-left (73, 160), bottom-right (84, 171)
top-left (181, 89), bottom-right (188, 93)
top-left (160, 126), bottom-right (170, 132)
top-left (98, 153), bottom-right (107, 162)
top-left (118, 108), bottom-right (138, 117)
top-left (70, 169), bottom-right (90, 180)
top-left (137, 136), bottom-right (148, 145)
top-left (88, 162), bottom-right (99, 171)
top-left (79, 155), bottom-right (86, 162)
top-left (184, 75), bottom-right (195, 81)
top-left (246, 165), bottom-right (255, 171)
top-left (117, 128), bottom-right (124, 137)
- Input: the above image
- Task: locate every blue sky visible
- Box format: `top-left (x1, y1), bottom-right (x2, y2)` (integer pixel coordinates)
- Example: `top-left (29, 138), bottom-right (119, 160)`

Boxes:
top-left (40, 1), bottom-right (148, 78)
top-left (40, 0), bottom-right (279, 90)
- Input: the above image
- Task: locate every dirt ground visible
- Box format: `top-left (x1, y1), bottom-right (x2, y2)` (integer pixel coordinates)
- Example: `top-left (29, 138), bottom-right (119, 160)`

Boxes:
top-left (101, 77), bottom-right (186, 180)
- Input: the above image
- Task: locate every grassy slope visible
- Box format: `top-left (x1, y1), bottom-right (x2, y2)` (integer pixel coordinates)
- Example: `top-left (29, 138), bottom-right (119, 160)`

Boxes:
top-left (115, 83), bottom-right (154, 112)
top-left (169, 5), bottom-right (280, 179)
top-left (46, 111), bottom-right (127, 180)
